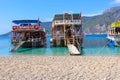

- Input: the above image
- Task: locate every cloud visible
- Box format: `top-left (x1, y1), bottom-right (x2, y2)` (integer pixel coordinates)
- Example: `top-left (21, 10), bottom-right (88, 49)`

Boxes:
top-left (83, 12), bottom-right (102, 17)
top-left (44, 18), bottom-right (52, 22)
top-left (112, 0), bottom-right (120, 4)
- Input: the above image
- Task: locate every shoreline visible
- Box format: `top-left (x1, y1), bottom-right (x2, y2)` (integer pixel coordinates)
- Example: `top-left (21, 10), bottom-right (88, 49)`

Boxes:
top-left (0, 56), bottom-right (119, 80)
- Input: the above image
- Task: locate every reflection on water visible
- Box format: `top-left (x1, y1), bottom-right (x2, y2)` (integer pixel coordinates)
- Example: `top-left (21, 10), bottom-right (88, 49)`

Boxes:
top-left (15, 47), bottom-right (69, 56)
top-left (13, 36), bottom-right (69, 56)
top-left (0, 34), bottom-right (120, 56)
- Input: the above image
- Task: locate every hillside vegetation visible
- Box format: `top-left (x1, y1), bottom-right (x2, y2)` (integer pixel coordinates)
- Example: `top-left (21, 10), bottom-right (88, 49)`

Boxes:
top-left (83, 6), bottom-right (120, 33)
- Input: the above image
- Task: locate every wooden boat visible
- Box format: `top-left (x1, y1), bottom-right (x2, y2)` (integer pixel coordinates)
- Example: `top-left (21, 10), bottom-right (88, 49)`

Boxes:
top-left (51, 12), bottom-right (83, 49)
top-left (107, 19), bottom-right (120, 46)
top-left (11, 19), bottom-right (46, 51)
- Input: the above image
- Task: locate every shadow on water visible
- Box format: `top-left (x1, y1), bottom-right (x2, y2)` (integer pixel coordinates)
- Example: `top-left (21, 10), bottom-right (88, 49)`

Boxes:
top-left (12, 47), bottom-right (46, 55)
top-left (1, 34), bottom-right (120, 56)
top-left (11, 35), bottom-right (69, 56)
top-left (11, 34), bottom-right (120, 56)
top-left (17, 48), bottom-right (36, 53)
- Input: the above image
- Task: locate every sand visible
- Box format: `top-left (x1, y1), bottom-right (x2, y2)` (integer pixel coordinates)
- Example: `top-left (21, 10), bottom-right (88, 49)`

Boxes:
top-left (0, 56), bottom-right (120, 80)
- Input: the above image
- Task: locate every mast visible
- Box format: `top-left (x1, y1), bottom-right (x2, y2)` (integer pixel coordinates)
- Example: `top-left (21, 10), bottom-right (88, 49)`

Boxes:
top-left (63, 13), bottom-right (66, 46)
top-left (38, 18), bottom-right (40, 28)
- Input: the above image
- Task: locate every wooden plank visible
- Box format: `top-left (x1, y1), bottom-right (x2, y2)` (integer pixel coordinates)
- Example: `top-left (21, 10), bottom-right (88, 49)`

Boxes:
top-left (11, 41), bottom-right (25, 52)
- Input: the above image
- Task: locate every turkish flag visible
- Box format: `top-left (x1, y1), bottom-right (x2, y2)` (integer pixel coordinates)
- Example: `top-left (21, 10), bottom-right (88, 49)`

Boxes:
top-left (78, 13), bottom-right (82, 20)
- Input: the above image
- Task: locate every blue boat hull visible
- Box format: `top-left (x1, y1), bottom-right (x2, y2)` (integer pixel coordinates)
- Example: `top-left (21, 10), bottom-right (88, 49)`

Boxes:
top-left (107, 37), bottom-right (120, 47)
top-left (107, 38), bottom-right (115, 46)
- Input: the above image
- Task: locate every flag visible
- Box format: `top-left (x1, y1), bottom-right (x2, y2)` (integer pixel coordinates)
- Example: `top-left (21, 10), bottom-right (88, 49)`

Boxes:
top-left (38, 18), bottom-right (40, 27)
top-left (78, 13), bottom-right (82, 20)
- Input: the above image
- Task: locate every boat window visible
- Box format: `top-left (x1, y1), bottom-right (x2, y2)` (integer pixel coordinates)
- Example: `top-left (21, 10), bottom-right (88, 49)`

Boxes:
top-left (54, 26), bottom-right (64, 36)
top-left (20, 24), bottom-right (31, 26)
top-left (115, 28), bottom-right (120, 34)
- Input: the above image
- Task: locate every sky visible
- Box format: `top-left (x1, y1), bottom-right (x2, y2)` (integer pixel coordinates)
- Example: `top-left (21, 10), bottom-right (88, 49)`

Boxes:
top-left (0, 0), bottom-right (120, 34)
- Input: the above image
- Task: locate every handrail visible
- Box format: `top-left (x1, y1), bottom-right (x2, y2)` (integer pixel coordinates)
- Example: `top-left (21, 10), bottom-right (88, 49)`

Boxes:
top-left (54, 20), bottom-right (81, 25)
top-left (75, 39), bottom-right (81, 51)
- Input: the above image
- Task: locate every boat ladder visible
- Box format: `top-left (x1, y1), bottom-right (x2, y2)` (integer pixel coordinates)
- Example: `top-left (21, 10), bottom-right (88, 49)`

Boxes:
top-left (67, 39), bottom-right (80, 55)
top-left (11, 41), bottom-right (25, 52)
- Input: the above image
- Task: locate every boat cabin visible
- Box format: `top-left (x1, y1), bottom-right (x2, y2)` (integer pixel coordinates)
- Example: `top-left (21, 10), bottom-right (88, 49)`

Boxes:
top-left (107, 20), bottom-right (120, 46)
top-left (52, 13), bottom-right (83, 47)
top-left (11, 19), bottom-right (46, 48)
top-left (108, 20), bottom-right (120, 35)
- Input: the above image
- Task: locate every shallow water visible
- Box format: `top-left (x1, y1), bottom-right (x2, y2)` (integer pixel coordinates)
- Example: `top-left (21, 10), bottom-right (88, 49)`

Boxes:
top-left (82, 34), bottom-right (120, 56)
top-left (0, 34), bottom-right (120, 56)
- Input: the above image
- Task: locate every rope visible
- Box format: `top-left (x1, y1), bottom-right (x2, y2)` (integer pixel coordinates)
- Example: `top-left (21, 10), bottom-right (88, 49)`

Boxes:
top-left (90, 39), bottom-right (111, 54)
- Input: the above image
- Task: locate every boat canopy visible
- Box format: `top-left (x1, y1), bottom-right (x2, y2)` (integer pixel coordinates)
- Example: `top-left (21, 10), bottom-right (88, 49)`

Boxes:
top-left (111, 20), bottom-right (120, 28)
top-left (12, 20), bottom-right (40, 24)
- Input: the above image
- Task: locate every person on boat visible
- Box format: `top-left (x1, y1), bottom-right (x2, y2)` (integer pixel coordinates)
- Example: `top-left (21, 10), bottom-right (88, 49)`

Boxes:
top-left (66, 27), bottom-right (71, 37)
top-left (56, 30), bottom-right (60, 36)
top-left (72, 29), bottom-right (75, 36)
top-left (24, 32), bottom-right (29, 41)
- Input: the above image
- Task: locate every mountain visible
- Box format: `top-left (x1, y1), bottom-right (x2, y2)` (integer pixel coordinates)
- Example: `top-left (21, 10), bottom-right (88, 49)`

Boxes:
top-left (41, 6), bottom-right (120, 34)
top-left (0, 31), bottom-right (12, 37)
top-left (82, 6), bottom-right (120, 33)
top-left (0, 22), bottom-right (52, 37)
top-left (41, 22), bottom-right (52, 35)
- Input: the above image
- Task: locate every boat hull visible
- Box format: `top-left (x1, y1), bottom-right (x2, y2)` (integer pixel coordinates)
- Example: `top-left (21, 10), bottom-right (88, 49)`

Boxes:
top-left (12, 41), bottom-right (46, 48)
top-left (51, 37), bottom-right (83, 47)
top-left (107, 36), bottom-right (120, 46)
top-left (22, 41), bottom-right (46, 48)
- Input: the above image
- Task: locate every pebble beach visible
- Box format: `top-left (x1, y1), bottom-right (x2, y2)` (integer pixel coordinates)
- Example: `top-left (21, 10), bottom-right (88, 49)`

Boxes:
top-left (0, 56), bottom-right (120, 80)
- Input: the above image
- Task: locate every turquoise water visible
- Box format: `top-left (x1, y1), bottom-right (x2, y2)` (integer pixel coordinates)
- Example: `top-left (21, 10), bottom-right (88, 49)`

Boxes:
top-left (83, 34), bottom-right (120, 56)
top-left (0, 34), bottom-right (120, 56)
top-left (0, 36), bottom-right (11, 56)
top-left (0, 36), bottom-right (69, 56)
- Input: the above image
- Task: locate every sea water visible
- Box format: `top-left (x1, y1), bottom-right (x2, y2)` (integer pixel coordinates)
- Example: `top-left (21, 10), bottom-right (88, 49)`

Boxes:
top-left (0, 34), bottom-right (120, 56)
top-left (82, 34), bottom-right (120, 56)
top-left (0, 36), bottom-right (11, 56)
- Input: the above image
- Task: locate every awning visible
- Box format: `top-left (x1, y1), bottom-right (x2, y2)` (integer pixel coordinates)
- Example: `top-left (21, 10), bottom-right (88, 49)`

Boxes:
top-left (12, 20), bottom-right (40, 24)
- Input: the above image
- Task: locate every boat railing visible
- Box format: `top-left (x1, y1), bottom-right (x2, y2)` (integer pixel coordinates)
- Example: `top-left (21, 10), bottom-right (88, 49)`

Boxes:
top-left (109, 34), bottom-right (120, 36)
top-left (12, 37), bottom-right (43, 43)
top-left (54, 20), bottom-right (81, 25)
top-left (73, 34), bottom-right (83, 38)
top-left (12, 37), bottom-right (23, 43)
top-left (53, 32), bottom-right (83, 38)
top-left (28, 38), bottom-right (42, 42)
top-left (72, 32), bottom-right (83, 37)
top-left (53, 35), bottom-right (64, 39)
top-left (12, 25), bottom-right (40, 30)
top-left (53, 30), bottom-right (64, 38)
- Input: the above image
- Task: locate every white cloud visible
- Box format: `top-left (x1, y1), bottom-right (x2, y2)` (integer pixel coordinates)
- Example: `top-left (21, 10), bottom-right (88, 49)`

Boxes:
top-left (44, 18), bottom-right (52, 22)
top-left (83, 12), bottom-right (102, 17)
top-left (112, 0), bottom-right (120, 4)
